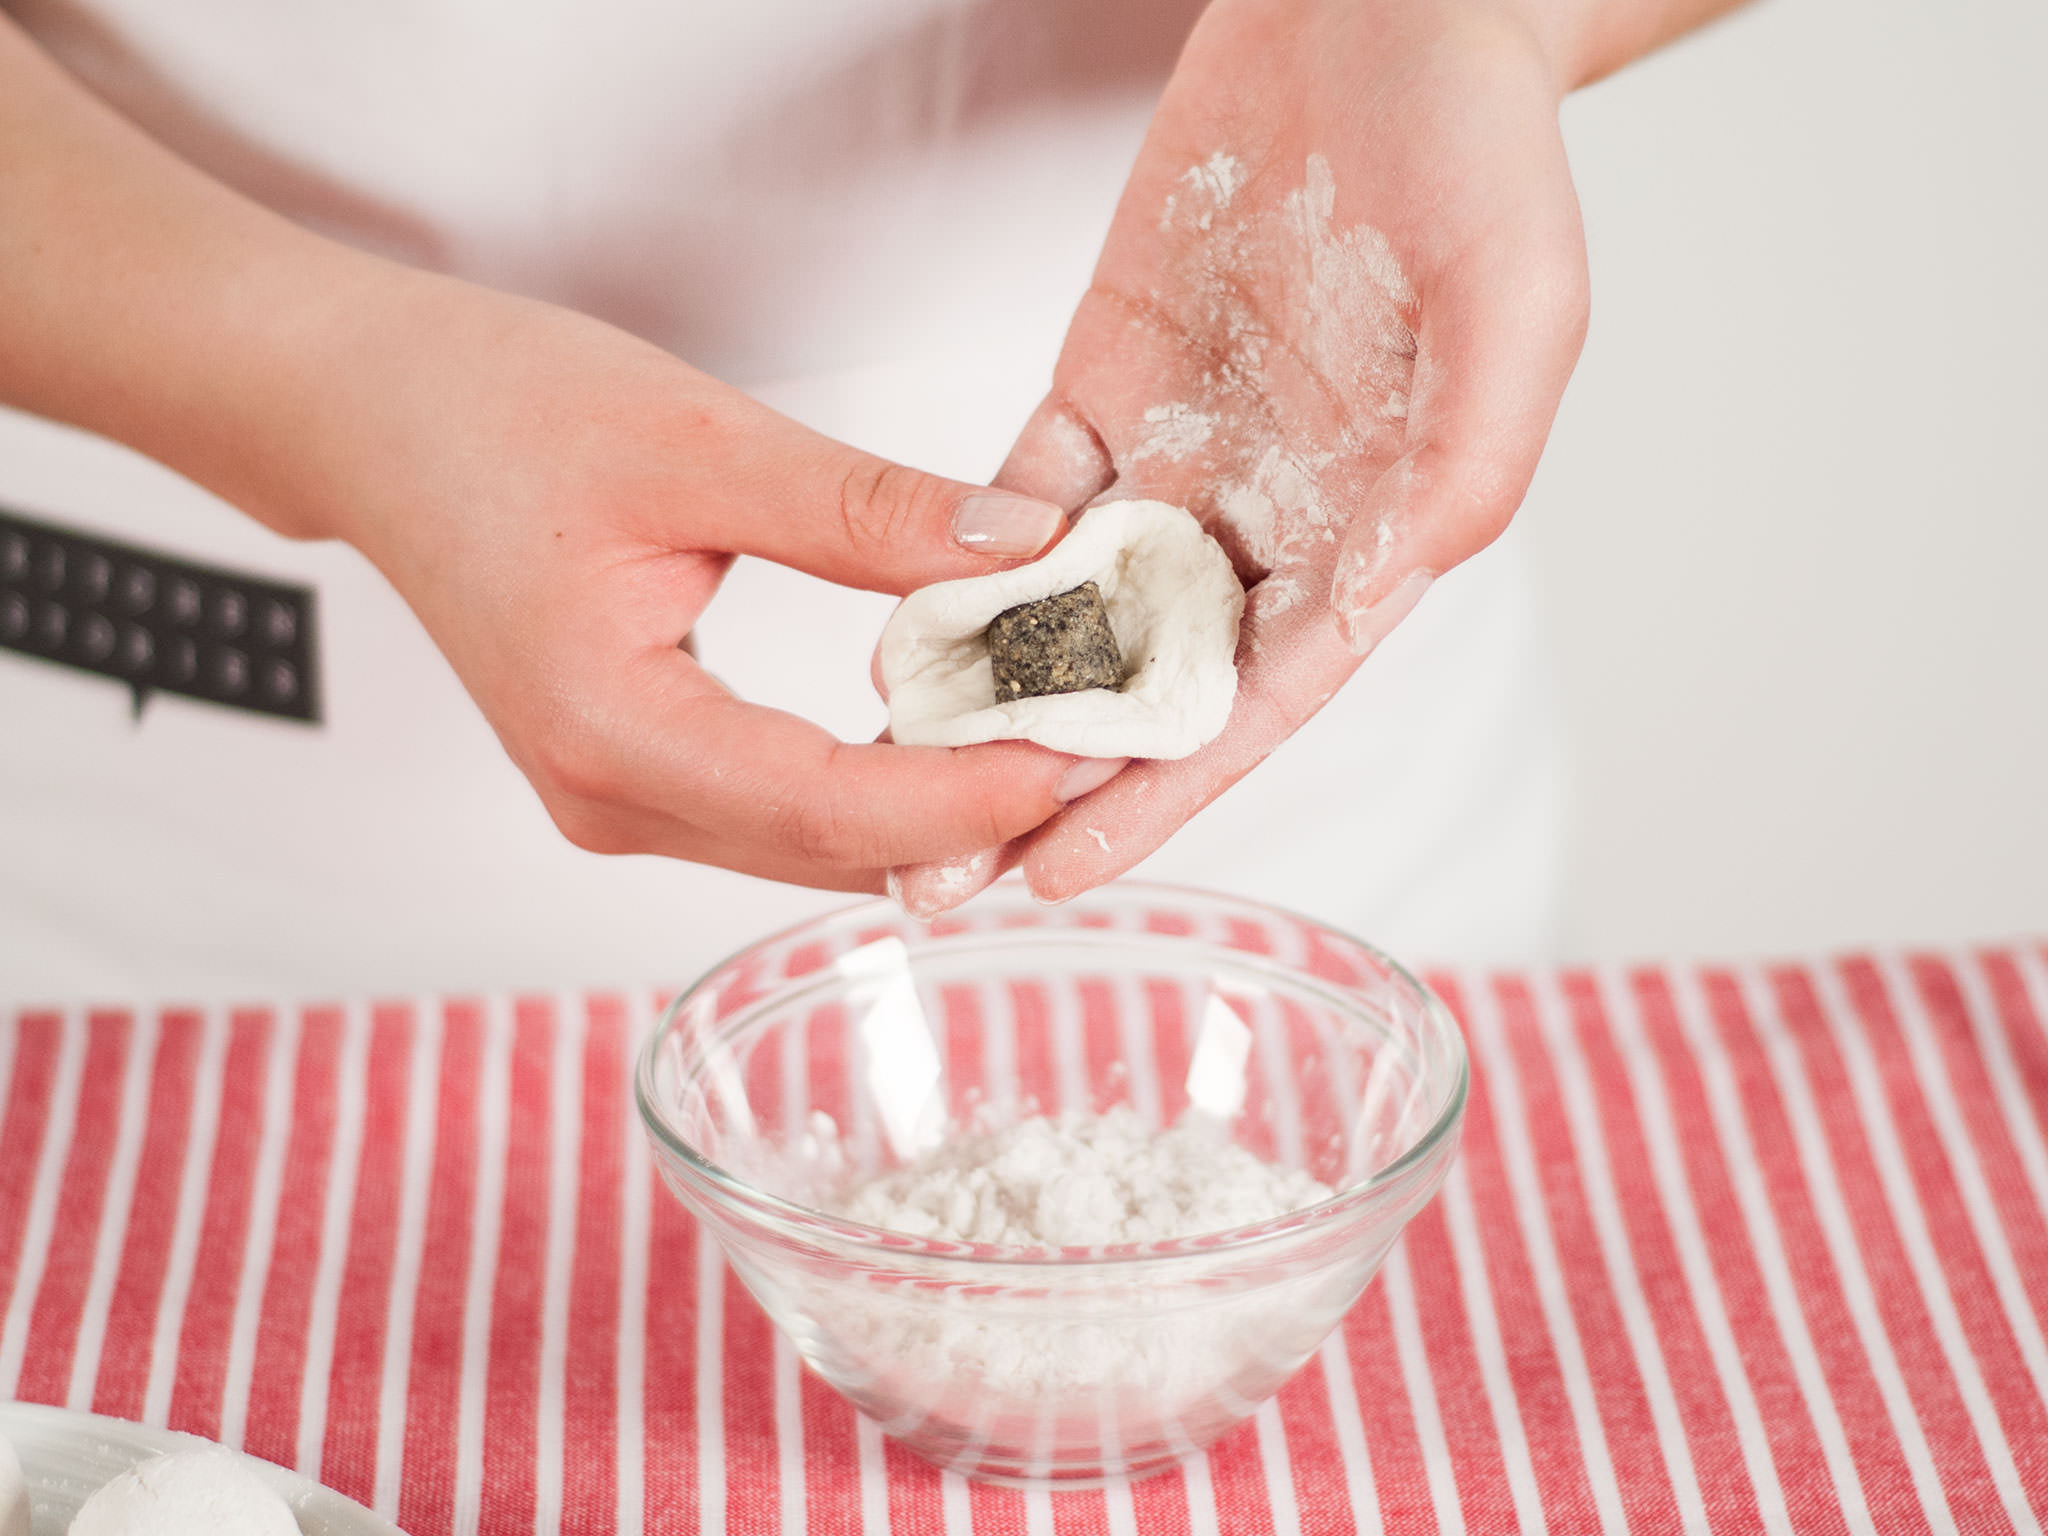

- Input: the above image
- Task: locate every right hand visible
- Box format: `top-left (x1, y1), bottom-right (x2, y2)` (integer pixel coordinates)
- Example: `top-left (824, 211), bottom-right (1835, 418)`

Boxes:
top-left (283, 272), bottom-right (1124, 892)
top-left (0, 10), bottom-right (1117, 896)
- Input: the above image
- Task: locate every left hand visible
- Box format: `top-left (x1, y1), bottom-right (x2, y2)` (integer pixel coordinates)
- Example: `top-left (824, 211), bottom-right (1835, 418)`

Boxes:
top-left (895, 0), bottom-right (1591, 912)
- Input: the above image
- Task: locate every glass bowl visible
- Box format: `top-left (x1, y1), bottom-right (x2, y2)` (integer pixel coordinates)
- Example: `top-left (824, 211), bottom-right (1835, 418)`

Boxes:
top-left (634, 882), bottom-right (1466, 1487)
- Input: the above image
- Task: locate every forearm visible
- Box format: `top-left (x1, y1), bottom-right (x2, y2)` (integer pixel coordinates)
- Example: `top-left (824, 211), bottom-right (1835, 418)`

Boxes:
top-left (0, 16), bottom-right (385, 537)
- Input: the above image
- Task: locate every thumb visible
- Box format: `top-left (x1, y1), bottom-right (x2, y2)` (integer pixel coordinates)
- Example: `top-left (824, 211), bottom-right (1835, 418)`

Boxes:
top-left (1328, 224), bottom-right (1587, 653)
top-left (720, 412), bottom-right (1071, 596)
top-left (991, 394), bottom-right (1117, 511)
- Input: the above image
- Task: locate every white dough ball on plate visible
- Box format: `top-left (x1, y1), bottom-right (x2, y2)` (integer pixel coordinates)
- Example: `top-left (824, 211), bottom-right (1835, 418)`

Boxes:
top-left (1, 1427), bottom-right (29, 1536)
top-left (68, 1446), bottom-right (298, 1536)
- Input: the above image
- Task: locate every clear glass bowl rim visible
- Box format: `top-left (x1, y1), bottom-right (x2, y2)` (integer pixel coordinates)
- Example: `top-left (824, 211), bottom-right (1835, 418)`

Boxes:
top-left (634, 880), bottom-right (1469, 1269)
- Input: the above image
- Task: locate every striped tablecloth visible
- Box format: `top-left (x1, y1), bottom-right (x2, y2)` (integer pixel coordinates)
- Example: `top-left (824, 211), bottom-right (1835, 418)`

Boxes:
top-left (3, 947), bottom-right (2047, 1535)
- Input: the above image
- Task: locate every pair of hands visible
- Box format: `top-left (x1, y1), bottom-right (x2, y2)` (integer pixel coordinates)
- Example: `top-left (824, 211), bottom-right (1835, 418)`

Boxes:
top-left (4, 0), bottom-right (1626, 908)
top-left (363, 0), bottom-right (1595, 912)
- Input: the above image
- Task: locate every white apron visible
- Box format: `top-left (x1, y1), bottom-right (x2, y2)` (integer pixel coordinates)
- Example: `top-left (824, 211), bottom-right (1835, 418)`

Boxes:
top-left (0, 0), bottom-right (1565, 999)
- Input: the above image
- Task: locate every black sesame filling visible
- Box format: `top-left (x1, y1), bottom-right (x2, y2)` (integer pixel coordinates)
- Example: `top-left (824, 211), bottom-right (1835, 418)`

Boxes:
top-left (986, 582), bottom-right (1123, 701)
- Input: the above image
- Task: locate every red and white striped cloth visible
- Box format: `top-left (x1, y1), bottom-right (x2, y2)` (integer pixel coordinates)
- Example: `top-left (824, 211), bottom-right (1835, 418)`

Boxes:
top-left (4, 947), bottom-right (2047, 1535)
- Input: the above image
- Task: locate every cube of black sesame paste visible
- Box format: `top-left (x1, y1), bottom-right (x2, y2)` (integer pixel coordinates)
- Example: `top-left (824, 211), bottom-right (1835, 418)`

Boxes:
top-left (986, 581), bottom-right (1123, 701)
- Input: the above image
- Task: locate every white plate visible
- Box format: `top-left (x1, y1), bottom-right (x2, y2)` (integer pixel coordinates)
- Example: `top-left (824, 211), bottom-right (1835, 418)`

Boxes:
top-left (0, 1403), bottom-right (401, 1536)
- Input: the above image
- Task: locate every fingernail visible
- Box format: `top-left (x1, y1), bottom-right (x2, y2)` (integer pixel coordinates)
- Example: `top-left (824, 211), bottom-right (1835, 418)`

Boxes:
top-left (1055, 756), bottom-right (1129, 803)
top-left (1335, 569), bottom-right (1433, 656)
top-left (952, 493), bottom-right (1065, 558)
top-left (1026, 871), bottom-right (1071, 907)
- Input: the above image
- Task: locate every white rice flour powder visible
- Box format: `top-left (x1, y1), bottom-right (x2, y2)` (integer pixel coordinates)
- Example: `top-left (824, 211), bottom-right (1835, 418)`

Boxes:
top-left (796, 1111), bottom-right (1343, 1417)
top-left (837, 1107), bottom-right (1328, 1247)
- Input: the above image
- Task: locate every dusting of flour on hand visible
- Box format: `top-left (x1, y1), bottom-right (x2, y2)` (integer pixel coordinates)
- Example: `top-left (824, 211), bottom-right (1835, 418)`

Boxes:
top-left (1141, 150), bottom-right (1418, 623)
top-left (1129, 402), bottom-right (1217, 465)
top-left (930, 848), bottom-right (995, 899)
top-left (1186, 150), bottom-right (1246, 208)
top-left (838, 1108), bottom-right (1328, 1248)
top-left (1159, 150), bottom-right (1246, 232)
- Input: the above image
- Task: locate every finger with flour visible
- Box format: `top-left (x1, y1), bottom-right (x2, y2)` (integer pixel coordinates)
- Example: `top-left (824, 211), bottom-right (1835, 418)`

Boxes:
top-left (1327, 196), bottom-right (1587, 651)
top-left (888, 749), bottom-right (1128, 917)
top-left (1017, 586), bottom-right (1369, 902)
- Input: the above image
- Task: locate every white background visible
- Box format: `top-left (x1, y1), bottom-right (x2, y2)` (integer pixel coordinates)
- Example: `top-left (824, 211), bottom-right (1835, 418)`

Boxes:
top-left (1527, 0), bottom-right (2048, 957)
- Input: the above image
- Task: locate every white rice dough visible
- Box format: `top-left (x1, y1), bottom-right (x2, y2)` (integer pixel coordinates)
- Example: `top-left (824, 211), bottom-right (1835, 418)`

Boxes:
top-left (880, 500), bottom-right (1244, 759)
top-left (67, 1447), bottom-right (298, 1536)
top-left (0, 1428), bottom-right (26, 1536)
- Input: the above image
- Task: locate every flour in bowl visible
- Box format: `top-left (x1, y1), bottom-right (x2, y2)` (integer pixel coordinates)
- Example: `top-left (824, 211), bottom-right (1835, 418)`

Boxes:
top-left (837, 1107), bottom-right (1330, 1247)
top-left (797, 1108), bottom-right (1349, 1435)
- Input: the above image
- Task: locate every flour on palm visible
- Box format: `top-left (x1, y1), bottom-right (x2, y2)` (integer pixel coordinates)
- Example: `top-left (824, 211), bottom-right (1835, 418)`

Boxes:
top-left (1142, 152), bottom-right (1417, 621)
